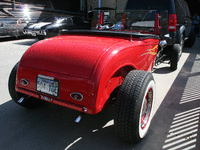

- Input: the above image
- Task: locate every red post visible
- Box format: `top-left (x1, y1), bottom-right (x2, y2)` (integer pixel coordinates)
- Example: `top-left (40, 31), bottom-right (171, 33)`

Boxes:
top-left (98, 13), bottom-right (103, 29)
top-left (121, 13), bottom-right (126, 30)
top-left (98, 13), bottom-right (103, 24)
top-left (154, 13), bottom-right (160, 35)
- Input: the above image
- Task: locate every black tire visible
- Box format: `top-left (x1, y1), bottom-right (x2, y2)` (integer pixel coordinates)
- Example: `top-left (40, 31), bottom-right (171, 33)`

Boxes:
top-left (115, 70), bottom-right (155, 143)
top-left (8, 62), bottom-right (44, 108)
top-left (185, 31), bottom-right (196, 47)
top-left (170, 44), bottom-right (181, 71)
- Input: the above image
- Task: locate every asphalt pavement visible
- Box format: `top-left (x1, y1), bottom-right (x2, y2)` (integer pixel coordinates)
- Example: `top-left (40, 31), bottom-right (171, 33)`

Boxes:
top-left (0, 36), bottom-right (199, 150)
top-left (140, 37), bottom-right (200, 150)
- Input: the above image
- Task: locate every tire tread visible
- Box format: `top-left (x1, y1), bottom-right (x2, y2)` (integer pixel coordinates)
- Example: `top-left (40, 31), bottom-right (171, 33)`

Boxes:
top-left (115, 70), bottom-right (153, 143)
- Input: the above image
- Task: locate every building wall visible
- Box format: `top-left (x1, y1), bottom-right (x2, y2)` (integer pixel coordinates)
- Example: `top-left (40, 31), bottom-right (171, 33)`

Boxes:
top-left (87, 0), bottom-right (128, 13)
top-left (87, 0), bottom-right (199, 15)
top-left (116, 0), bottom-right (128, 13)
top-left (102, 0), bottom-right (116, 9)
top-left (87, 0), bottom-right (98, 10)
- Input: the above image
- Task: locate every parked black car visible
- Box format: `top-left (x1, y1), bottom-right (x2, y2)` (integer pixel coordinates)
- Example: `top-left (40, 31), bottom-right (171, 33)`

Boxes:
top-left (24, 16), bottom-right (91, 39)
top-left (124, 0), bottom-right (196, 70)
top-left (23, 17), bottom-right (57, 37)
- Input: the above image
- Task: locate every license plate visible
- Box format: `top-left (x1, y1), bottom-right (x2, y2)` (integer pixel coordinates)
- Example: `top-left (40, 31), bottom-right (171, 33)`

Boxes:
top-left (36, 75), bottom-right (59, 97)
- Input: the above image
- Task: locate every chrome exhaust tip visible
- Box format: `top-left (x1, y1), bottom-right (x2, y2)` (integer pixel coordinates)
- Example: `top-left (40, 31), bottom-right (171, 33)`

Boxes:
top-left (18, 97), bottom-right (24, 103)
top-left (75, 113), bottom-right (84, 123)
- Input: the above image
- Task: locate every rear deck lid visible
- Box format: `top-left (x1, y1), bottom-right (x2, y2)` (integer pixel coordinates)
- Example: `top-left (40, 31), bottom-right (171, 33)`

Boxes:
top-left (20, 35), bottom-right (128, 79)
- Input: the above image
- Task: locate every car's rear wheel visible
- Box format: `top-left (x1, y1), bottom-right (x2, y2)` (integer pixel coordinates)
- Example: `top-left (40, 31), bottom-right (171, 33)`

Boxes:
top-left (8, 62), bottom-right (44, 108)
top-left (170, 44), bottom-right (181, 71)
top-left (185, 30), bottom-right (196, 47)
top-left (115, 70), bottom-right (155, 143)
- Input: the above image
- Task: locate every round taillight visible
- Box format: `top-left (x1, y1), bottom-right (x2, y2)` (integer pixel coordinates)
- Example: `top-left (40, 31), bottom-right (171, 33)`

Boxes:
top-left (21, 79), bottom-right (29, 86)
top-left (70, 93), bottom-right (83, 101)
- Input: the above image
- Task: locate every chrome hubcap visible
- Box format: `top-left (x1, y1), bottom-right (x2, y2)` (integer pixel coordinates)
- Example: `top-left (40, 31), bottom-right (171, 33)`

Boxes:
top-left (141, 88), bottom-right (153, 129)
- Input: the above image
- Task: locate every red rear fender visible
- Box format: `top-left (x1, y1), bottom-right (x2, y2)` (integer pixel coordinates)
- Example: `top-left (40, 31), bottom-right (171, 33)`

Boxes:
top-left (89, 38), bottom-right (159, 113)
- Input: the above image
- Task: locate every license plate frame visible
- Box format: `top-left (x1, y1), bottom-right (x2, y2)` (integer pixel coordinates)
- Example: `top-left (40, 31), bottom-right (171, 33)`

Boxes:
top-left (36, 75), bottom-right (59, 97)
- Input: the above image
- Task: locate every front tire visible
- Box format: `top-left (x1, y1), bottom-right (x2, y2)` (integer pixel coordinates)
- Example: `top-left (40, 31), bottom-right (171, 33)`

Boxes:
top-left (115, 70), bottom-right (155, 143)
top-left (8, 62), bottom-right (43, 108)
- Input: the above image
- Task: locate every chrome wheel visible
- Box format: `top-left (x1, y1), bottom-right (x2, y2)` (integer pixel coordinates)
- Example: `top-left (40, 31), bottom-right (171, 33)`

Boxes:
top-left (141, 88), bottom-right (153, 129)
top-left (139, 80), bottom-right (155, 138)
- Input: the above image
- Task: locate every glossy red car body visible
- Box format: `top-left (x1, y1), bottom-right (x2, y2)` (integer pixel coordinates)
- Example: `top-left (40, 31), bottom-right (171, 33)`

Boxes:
top-left (15, 31), bottom-right (159, 114)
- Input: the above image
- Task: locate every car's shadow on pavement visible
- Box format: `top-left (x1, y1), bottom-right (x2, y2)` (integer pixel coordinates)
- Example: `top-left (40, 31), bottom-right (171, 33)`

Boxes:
top-left (0, 36), bottom-right (27, 42)
top-left (153, 66), bottom-right (172, 74)
top-left (0, 100), bottom-right (152, 150)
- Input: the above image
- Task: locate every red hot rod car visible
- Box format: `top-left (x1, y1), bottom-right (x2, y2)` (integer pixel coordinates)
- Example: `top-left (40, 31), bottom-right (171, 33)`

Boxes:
top-left (8, 11), bottom-right (180, 143)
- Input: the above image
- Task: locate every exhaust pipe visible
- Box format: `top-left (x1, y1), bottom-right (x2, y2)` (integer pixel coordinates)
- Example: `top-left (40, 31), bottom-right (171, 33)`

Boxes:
top-left (75, 113), bottom-right (84, 123)
top-left (18, 97), bottom-right (24, 103)
top-left (17, 96), bottom-right (30, 103)
top-left (75, 107), bottom-right (87, 123)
